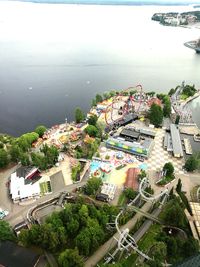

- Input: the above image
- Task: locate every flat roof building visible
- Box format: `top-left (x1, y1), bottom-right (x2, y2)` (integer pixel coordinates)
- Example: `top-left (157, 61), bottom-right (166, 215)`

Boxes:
top-left (106, 137), bottom-right (154, 158)
top-left (10, 172), bottom-right (40, 203)
top-left (170, 124), bottom-right (184, 158)
top-left (124, 168), bottom-right (139, 191)
top-left (120, 128), bottom-right (140, 141)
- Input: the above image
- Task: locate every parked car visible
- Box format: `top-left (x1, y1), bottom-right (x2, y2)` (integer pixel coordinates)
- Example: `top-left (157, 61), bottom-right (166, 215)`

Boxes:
top-left (0, 208), bottom-right (9, 220)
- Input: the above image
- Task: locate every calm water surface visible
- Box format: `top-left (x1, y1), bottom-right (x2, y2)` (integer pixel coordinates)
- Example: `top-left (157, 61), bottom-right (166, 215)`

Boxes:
top-left (0, 2), bottom-right (199, 135)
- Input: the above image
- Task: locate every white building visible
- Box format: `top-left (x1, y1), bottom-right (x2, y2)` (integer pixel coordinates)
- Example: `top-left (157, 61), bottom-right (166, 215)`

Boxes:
top-left (101, 183), bottom-right (117, 201)
top-left (10, 172), bottom-right (40, 203)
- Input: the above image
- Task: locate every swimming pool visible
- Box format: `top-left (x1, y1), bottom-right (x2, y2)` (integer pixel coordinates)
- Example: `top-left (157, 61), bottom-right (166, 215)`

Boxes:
top-left (90, 161), bottom-right (102, 173)
top-left (139, 163), bottom-right (148, 170)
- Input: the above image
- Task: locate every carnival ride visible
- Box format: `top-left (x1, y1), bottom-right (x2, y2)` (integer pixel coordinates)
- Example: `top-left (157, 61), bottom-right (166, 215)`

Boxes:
top-left (104, 177), bottom-right (169, 264)
top-left (139, 177), bottom-right (168, 202)
top-left (104, 85), bottom-right (145, 126)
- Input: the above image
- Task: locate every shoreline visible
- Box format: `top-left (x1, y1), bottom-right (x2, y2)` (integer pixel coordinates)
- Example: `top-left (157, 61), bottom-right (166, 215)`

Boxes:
top-left (6, 0), bottom-right (196, 6)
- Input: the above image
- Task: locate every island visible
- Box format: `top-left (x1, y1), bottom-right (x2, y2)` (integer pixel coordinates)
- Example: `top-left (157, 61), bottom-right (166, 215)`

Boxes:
top-left (152, 10), bottom-right (200, 27)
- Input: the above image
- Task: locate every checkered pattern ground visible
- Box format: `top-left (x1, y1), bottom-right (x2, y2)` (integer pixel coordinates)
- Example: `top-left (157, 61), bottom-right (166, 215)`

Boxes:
top-left (146, 129), bottom-right (185, 174)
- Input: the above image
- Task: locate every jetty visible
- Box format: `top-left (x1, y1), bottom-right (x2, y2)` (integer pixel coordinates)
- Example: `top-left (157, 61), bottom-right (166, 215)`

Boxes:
top-left (182, 138), bottom-right (193, 155)
top-left (194, 134), bottom-right (200, 142)
top-left (179, 124), bottom-right (200, 136)
top-left (184, 39), bottom-right (200, 53)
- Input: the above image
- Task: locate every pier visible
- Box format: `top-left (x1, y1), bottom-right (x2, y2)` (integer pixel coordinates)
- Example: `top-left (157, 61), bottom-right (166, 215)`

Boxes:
top-left (182, 138), bottom-right (193, 155)
top-left (184, 39), bottom-right (200, 53)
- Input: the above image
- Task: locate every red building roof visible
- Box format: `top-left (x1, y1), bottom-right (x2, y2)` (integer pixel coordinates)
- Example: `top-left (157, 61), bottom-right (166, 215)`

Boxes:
top-left (147, 97), bottom-right (162, 107)
top-left (124, 168), bottom-right (139, 190)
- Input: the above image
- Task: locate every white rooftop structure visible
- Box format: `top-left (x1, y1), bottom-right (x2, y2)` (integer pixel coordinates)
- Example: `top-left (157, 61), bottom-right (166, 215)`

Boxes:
top-left (101, 183), bottom-right (117, 201)
top-left (170, 124), bottom-right (184, 158)
top-left (10, 172), bottom-right (40, 203)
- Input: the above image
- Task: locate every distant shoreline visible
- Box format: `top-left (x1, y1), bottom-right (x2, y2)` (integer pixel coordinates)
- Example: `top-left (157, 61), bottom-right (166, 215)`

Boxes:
top-left (7, 0), bottom-right (198, 6)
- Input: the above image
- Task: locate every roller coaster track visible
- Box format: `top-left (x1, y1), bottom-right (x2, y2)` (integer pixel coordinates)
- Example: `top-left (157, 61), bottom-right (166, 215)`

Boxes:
top-left (127, 205), bottom-right (162, 224)
top-left (104, 84), bottom-right (144, 126)
top-left (139, 177), bottom-right (168, 202)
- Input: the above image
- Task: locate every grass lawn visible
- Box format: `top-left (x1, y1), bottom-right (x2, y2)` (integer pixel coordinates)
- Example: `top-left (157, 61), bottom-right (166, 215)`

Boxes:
top-left (157, 175), bottom-right (175, 186)
top-left (39, 181), bottom-right (52, 195)
top-left (117, 192), bottom-right (127, 206)
top-left (98, 224), bottom-right (162, 267)
top-left (180, 94), bottom-right (188, 100)
top-left (137, 224), bottom-right (162, 252)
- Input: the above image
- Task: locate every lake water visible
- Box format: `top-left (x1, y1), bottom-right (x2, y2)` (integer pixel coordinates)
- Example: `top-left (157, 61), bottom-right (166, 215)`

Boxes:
top-left (0, 1), bottom-right (200, 136)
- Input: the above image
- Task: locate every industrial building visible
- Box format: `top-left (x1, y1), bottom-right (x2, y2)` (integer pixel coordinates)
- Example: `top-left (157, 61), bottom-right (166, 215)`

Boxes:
top-left (120, 127), bottom-right (156, 142)
top-left (163, 124), bottom-right (183, 158)
top-left (106, 137), bottom-right (154, 158)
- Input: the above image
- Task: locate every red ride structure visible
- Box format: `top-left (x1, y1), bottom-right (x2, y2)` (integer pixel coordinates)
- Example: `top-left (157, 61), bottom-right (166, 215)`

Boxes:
top-left (104, 84), bottom-right (144, 126)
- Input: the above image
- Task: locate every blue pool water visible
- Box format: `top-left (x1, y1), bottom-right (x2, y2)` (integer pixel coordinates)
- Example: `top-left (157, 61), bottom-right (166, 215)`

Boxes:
top-left (139, 163), bottom-right (148, 170)
top-left (90, 161), bottom-right (102, 173)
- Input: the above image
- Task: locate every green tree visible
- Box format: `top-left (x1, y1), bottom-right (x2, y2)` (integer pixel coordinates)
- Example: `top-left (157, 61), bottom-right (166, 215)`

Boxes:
top-left (84, 125), bottom-right (98, 137)
top-left (34, 125), bottom-right (47, 137)
top-left (103, 92), bottom-right (110, 100)
top-left (182, 84), bottom-right (197, 98)
top-left (58, 248), bottom-right (83, 267)
top-left (75, 108), bottom-right (85, 123)
top-left (176, 178), bottom-right (182, 193)
top-left (19, 153), bottom-right (30, 166)
top-left (150, 241), bottom-right (167, 262)
top-left (31, 153), bottom-right (48, 170)
top-left (79, 204), bottom-right (89, 219)
top-left (0, 221), bottom-right (15, 241)
top-left (168, 88), bottom-right (176, 96)
top-left (124, 188), bottom-right (137, 200)
top-left (40, 144), bottom-right (59, 166)
top-left (161, 200), bottom-right (186, 228)
top-left (0, 149), bottom-right (9, 168)
top-left (84, 177), bottom-right (102, 195)
top-left (18, 229), bottom-right (31, 247)
top-left (71, 162), bottom-right (81, 182)
top-left (86, 218), bottom-right (105, 251)
top-left (95, 94), bottom-right (103, 103)
top-left (184, 156), bottom-right (199, 172)
top-left (9, 144), bottom-right (21, 162)
top-left (76, 228), bottom-right (91, 256)
top-left (87, 115), bottom-right (98, 126)
top-left (67, 218), bottom-right (79, 237)
top-left (110, 91), bottom-right (116, 97)
top-left (21, 132), bottom-right (39, 146)
top-left (163, 162), bottom-right (174, 177)
top-left (138, 170), bottom-right (146, 181)
top-left (182, 237), bottom-right (199, 258)
top-left (148, 103), bottom-right (163, 127)
top-left (17, 136), bottom-right (30, 152)
top-left (163, 96), bottom-right (171, 117)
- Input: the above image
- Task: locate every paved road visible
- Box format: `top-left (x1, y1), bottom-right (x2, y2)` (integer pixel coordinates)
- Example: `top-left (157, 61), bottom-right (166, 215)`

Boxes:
top-left (4, 178), bottom-right (87, 227)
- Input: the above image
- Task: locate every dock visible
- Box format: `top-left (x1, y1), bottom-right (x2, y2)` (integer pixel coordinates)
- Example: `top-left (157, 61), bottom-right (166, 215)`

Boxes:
top-left (179, 124), bottom-right (200, 135)
top-left (183, 138), bottom-right (193, 155)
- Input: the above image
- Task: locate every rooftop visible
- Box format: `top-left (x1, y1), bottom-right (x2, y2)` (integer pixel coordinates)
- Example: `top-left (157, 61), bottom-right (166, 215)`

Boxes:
top-left (120, 128), bottom-right (140, 140)
top-left (10, 172), bottom-right (40, 201)
top-left (170, 124), bottom-right (184, 157)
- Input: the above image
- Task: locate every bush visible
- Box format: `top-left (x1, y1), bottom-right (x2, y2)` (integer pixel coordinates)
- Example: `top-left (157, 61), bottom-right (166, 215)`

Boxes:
top-left (184, 156), bottom-right (199, 172)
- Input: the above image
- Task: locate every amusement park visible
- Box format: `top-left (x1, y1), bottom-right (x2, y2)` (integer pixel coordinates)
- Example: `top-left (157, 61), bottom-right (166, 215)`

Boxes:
top-left (1, 83), bottom-right (200, 267)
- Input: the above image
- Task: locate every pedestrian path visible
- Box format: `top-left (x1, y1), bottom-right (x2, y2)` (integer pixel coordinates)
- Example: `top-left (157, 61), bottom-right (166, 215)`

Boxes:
top-left (146, 129), bottom-right (185, 174)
